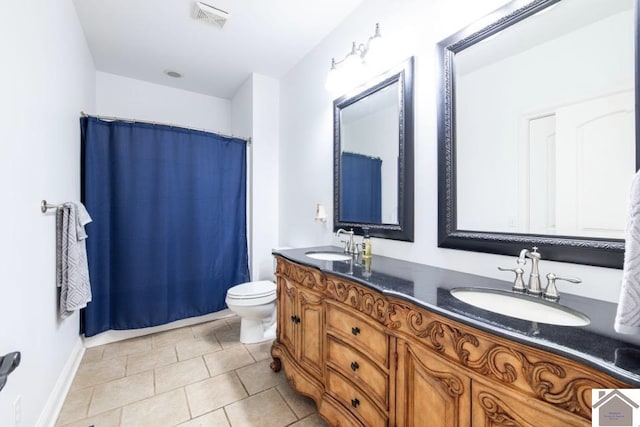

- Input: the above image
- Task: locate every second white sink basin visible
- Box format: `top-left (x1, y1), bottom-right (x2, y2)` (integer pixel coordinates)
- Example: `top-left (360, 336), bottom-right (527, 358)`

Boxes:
top-left (450, 288), bottom-right (590, 326)
top-left (305, 251), bottom-right (352, 261)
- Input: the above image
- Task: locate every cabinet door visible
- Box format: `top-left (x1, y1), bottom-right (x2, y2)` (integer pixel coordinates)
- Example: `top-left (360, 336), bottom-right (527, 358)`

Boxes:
top-left (471, 379), bottom-right (589, 427)
top-left (395, 339), bottom-right (471, 427)
top-left (277, 276), bottom-right (297, 355)
top-left (298, 288), bottom-right (324, 380)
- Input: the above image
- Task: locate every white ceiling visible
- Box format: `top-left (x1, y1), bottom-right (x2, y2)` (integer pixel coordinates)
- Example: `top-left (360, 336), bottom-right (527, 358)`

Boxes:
top-left (73, 0), bottom-right (364, 99)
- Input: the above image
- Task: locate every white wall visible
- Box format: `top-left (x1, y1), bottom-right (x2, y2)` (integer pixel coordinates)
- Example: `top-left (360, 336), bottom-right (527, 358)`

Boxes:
top-left (231, 74), bottom-right (280, 280)
top-left (279, 0), bottom-right (627, 303)
top-left (251, 75), bottom-right (280, 279)
top-left (0, 0), bottom-right (96, 425)
top-left (96, 72), bottom-right (231, 133)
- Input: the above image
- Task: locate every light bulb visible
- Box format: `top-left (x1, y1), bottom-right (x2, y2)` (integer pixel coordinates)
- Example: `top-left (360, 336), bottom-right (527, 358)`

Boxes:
top-left (325, 59), bottom-right (341, 92)
top-left (364, 24), bottom-right (385, 68)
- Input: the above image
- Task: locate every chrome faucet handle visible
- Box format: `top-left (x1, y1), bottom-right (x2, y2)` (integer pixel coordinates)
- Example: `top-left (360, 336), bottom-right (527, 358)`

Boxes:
top-left (528, 246), bottom-right (541, 259)
top-left (498, 266), bottom-right (526, 293)
top-left (543, 273), bottom-right (581, 302)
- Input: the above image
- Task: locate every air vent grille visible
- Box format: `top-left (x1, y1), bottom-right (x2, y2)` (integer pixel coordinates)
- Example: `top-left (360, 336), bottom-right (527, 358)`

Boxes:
top-left (193, 2), bottom-right (229, 28)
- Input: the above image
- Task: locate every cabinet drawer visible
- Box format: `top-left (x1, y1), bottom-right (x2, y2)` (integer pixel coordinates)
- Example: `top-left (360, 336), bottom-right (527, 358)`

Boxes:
top-left (327, 336), bottom-right (388, 409)
top-left (326, 302), bottom-right (388, 367)
top-left (326, 368), bottom-right (388, 427)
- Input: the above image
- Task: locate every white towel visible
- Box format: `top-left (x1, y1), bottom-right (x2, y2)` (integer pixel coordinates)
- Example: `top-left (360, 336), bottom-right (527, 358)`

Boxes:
top-left (56, 202), bottom-right (93, 319)
top-left (615, 170), bottom-right (640, 334)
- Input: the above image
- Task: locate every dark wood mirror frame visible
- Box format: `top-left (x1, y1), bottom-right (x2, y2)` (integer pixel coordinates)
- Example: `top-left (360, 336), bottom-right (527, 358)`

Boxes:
top-left (334, 57), bottom-right (414, 241)
top-left (437, 0), bottom-right (640, 269)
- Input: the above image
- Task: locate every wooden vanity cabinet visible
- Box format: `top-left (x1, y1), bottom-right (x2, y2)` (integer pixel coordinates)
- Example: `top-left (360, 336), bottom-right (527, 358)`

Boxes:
top-left (395, 337), bottom-right (471, 427)
top-left (271, 257), bottom-right (630, 427)
top-left (273, 261), bottom-right (324, 390)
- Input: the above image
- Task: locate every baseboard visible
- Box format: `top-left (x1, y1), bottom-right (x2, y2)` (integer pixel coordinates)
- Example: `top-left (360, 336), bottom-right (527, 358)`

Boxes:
top-left (82, 309), bottom-right (235, 348)
top-left (36, 337), bottom-right (85, 427)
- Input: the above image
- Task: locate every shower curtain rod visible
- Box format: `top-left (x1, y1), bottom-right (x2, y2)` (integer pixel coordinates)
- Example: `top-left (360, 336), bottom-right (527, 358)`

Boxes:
top-left (80, 112), bottom-right (252, 144)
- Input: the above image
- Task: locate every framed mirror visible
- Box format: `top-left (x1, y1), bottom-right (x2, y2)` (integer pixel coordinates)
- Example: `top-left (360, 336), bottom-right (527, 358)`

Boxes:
top-left (334, 57), bottom-right (414, 241)
top-left (437, 0), bottom-right (639, 268)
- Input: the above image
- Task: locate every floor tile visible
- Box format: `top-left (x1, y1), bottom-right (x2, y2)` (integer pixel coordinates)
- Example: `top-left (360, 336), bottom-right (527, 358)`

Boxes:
top-left (225, 316), bottom-right (241, 329)
top-left (215, 327), bottom-right (242, 349)
top-left (176, 336), bottom-right (222, 361)
top-left (225, 388), bottom-right (296, 427)
top-left (121, 388), bottom-right (190, 427)
top-left (236, 359), bottom-right (286, 395)
top-left (152, 326), bottom-right (195, 348)
top-left (82, 345), bottom-right (105, 363)
top-left (244, 340), bottom-right (273, 362)
top-left (155, 357), bottom-right (209, 393)
top-left (55, 388), bottom-right (92, 425)
top-left (71, 356), bottom-right (127, 390)
top-left (102, 335), bottom-right (152, 359)
top-left (277, 382), bottom-right (317, 419)
top-left (191, 319), bottom-right (231, 338)
top-left (88, 370), bottom-right (154, 416)
top-left (60, 319), bottom-right (326, 427)
top-left (185, 372), bottom-right (248, 417)
top-left (288, 414), bottom-right (329, 427)
top-left (175, 408), bottom-right (230, 427)
top-left (58, 408), bottom-right (121, 427)
top-left (127, 344), bottom-right (177, 375)
top-left (203, 345), bottom-right (255, 376)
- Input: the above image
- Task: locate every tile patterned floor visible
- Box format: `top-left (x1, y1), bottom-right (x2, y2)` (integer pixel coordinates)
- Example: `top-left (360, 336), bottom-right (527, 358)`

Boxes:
top-left (56, 316), bottom-right (328, 427)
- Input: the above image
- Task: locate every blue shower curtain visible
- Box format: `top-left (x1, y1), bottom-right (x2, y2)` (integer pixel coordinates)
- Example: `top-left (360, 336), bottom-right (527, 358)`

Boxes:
top-left (341, 152), bottom-right (382, 223)
top-left (80, 117), bottom-right (250, 337)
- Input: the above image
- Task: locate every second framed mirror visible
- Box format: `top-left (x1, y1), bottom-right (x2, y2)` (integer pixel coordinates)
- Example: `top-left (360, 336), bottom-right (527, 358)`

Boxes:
top-left (333, 57), bottom-right (414, 241)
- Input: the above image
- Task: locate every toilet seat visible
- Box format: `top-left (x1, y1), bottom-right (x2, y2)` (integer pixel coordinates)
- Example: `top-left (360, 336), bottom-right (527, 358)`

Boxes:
top-left (226, 281), bottom-right (276, 306)
top-left (227, 280), bottom-right (276, 299)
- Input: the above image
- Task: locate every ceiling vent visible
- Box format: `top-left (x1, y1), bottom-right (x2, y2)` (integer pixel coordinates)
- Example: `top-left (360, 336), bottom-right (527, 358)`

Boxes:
top-left (193, 2), bottom-right (229, 28)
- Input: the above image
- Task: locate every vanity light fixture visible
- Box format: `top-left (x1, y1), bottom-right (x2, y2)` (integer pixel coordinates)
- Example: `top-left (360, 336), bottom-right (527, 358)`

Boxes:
top-left (314, 203), bottom-right (327, 223)
top-left (325, 23), bottom-right (383, 93)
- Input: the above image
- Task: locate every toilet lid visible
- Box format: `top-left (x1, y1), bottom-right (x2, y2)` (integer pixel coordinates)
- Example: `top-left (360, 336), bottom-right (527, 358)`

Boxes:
top-left (227, 280), bottom-right (276, 299)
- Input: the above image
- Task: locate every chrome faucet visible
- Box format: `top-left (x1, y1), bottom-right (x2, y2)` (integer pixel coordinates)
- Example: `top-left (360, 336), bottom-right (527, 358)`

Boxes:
top-left (336, 228), bottom-right (360, 255)
top-left (518, 247), bottom-right (542, 296)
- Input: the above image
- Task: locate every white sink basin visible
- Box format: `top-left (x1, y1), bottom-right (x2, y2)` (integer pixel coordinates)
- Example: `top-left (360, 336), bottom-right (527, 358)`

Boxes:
top-left (305, 251), bottom-right (352, 261)
top-left (450, 288), bottom-right (590, 326)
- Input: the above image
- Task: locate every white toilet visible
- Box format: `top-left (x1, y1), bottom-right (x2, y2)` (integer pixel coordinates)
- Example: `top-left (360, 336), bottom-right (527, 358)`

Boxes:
top-left (225, 280), bottom-right (277, 344)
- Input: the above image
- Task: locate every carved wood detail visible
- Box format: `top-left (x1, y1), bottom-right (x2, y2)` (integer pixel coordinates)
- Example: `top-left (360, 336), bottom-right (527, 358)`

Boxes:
top-left (277, 260), bottom-right (326, 292)
top-left (390, 301), bottom-right (611, 420)
top-left (274, 257), bottom-right (629, 423)
top-left (477, 391), bottom-right (524, 427)
top-left (427, 365), bottom-right (465, 398)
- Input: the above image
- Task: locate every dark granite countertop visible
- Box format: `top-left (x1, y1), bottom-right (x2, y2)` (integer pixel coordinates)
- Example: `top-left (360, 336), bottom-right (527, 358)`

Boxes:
top-left (273, 246), bottom-right (640, 387)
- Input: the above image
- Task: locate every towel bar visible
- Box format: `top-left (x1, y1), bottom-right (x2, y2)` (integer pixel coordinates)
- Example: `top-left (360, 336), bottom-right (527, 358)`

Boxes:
top-left (41, 200), bottom-right (63, 213)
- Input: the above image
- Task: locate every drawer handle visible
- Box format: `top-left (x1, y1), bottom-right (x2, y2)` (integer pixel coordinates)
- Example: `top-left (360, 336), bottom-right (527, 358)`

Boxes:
top-left (351, 326), bottom-right (360, 336)
top-left (350, 361), bottom-right (359, 371)
top-left (351, 398), bottom-right (360, 408)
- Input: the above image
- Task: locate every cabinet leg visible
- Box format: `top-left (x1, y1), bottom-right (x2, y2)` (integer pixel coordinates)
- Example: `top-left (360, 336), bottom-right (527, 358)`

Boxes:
top-left (270, 340), bottom-right (282, 372)
top-left (270, 357), bottom-right (282, 372)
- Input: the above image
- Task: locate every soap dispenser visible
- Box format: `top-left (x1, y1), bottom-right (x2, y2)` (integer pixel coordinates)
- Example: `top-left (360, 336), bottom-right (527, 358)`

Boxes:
top-left (362, 227), bottom-right (372, 259)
